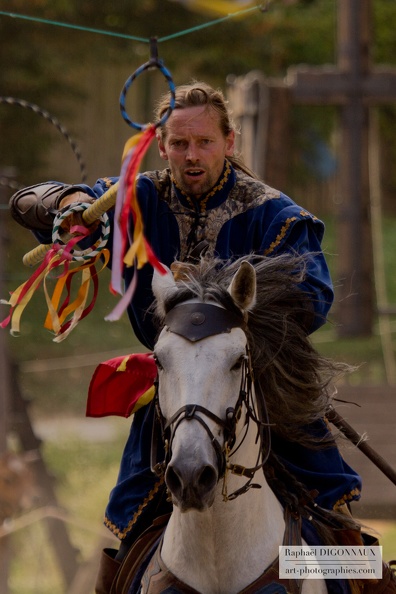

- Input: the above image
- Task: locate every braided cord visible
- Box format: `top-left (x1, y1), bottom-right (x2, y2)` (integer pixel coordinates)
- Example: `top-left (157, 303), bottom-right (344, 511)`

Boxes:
top-left (52, 203), bottom-right (110, 262)
top-left (0, 96), bottom-right (87, 183)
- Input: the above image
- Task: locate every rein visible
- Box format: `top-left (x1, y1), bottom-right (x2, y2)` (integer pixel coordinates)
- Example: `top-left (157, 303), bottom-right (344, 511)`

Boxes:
top-left (150, 301), bottom-right (273, 502)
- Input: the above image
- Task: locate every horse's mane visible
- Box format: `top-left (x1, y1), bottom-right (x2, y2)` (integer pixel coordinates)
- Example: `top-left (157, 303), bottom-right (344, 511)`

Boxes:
top-left (153, 254), bottom-right (363, 543)
top-left (153, 253), bottom-right (351, 448)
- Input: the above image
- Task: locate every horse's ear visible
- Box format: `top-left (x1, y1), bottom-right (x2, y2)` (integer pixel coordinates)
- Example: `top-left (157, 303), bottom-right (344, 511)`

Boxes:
top-left (227, 261), bottom-right (256, 311)
top-left (152, 265), bottom-right (177, 315)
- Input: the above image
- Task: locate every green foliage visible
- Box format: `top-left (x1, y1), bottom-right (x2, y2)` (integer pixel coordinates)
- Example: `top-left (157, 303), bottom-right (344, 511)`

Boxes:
top-left (313, 214), bottom-right (396, 384)
top-left (374, 1), bottom-right (396, 64)
top-left (1, 7), bottom-right (396, 590)
top-left (2, 0), bottom-right (396, 190)
top-left (1, 215), bottom-right (394, 418)
top-left (1, 0), bottom-right (395, 404)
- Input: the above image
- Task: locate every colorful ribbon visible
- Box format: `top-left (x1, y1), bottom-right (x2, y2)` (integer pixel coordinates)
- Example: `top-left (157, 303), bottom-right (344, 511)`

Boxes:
top-left (2, 119), bottom-right (167, 338)
top-left (106, 126), bottom-right (166, 322)
top-left (1, 225), bottom-right (110, 341)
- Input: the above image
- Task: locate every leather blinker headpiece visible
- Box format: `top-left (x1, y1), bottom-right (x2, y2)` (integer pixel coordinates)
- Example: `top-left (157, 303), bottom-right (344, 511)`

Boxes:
top-left (164, 302), bottom-right (246, 342)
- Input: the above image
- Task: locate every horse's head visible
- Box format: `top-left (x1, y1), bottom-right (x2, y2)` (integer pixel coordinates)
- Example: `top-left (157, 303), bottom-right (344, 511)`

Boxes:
top-left (150, 253), bottom-right (347, 514)
top-left (151, 261), bottom-right (257, 512)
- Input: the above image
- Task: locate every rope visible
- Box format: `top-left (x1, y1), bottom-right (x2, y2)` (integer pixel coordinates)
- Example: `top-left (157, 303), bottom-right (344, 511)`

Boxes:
top-left (159, 5), bottom-right (266, 42)
top-left (0, 96), bottom-right (88, 183)
top-left (0, 5), bottom-right (268, 44)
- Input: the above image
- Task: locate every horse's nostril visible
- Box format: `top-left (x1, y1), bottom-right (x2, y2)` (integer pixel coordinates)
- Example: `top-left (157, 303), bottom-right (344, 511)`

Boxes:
top-left (198, 465), bottom-right (217, 491)
top-left (165, 462), bottom-right (218, 506)
top-left (165, 465), bottom-right (183, 498)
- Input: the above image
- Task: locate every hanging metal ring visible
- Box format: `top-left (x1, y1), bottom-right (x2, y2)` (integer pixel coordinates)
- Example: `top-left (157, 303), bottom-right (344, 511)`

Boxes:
top-left (119, 57), bottom-right (176, 131)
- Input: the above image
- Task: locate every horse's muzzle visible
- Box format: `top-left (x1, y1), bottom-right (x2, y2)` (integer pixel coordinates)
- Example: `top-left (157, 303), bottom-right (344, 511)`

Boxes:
top-left (166, 458), bottom-right (218, 511)
top-left (165, 420), bottom-right (221, 513)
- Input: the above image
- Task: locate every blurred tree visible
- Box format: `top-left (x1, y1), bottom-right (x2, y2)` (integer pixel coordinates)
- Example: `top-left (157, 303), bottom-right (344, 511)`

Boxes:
top-left (1, 0), bottom-right (395, 200)
top-left (0, 0), bottom-right (336, 182)
top-left (0, 0), bottom-right (395, 379)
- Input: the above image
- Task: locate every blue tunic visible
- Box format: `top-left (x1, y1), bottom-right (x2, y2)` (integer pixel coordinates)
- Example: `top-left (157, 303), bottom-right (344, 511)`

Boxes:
top-left (34, 162), bottom-right (362, 541)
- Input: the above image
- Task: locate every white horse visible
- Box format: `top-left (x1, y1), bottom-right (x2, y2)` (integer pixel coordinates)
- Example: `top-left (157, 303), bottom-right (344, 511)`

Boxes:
top-left (140, 258), bottom-right (330, 594)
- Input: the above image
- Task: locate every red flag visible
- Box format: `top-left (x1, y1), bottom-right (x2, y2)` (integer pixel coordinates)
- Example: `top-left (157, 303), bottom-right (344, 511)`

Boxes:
top-left (86, 352), bottom-right (157, 418)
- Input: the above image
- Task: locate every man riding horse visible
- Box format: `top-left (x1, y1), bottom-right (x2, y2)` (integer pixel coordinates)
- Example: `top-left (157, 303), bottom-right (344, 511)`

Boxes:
top-left (11, 81), bottom-right (380, 592)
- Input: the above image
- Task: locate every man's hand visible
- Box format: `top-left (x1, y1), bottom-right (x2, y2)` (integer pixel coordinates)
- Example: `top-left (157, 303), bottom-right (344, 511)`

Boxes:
top-left (9, 183), bottom-right (94, 232)
top-left (58, 191), bottom-right (97, 235)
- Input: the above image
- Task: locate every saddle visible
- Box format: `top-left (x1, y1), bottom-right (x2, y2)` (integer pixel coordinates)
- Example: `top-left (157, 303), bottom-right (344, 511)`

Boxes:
top-left (95, 511), bottom-right (396, 594)
top-left (95, 514), bottom-right (171, 594)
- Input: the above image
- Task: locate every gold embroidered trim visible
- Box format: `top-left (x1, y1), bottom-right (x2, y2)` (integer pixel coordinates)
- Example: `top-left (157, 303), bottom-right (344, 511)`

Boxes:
top-left (143, 168), bottom-right (282, 262)
top-left (263, 217), bottom-right (297, 256)
top-left (104, 476), bottom-right (165, 540)
top-left (172, 159), bottom-right (231, 212)
top-left (333, 487), bottom-right (361, 510)
top-left (102, 177), bottom-right (114, 189)
top-left (299, 209), bottom-right (317, 220)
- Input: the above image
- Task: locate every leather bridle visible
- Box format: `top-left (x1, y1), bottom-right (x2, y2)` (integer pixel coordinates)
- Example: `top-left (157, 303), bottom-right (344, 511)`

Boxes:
top-left (150, 301), bottom-right (272, 502)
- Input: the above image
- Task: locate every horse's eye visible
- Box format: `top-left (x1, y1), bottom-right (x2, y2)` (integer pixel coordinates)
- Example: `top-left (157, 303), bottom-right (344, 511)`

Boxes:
top-left (153, 354), bottom-right (163, 371)
top-left (230, 355), bottom-right (245, 372)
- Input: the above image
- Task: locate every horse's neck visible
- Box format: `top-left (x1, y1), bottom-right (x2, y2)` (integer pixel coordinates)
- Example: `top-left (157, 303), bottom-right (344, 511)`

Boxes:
top-left (161, 427), bottom-right (285, 594)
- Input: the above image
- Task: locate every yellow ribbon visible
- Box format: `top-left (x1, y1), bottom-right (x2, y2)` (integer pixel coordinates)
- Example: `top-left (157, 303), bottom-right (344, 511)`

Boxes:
top-left (44, 250), bottom-right (110, 341)
top-left (2, 252), bottom-right (64, 335)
